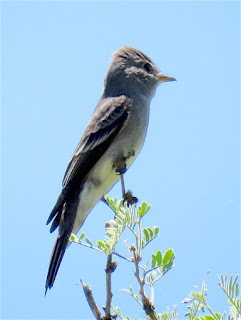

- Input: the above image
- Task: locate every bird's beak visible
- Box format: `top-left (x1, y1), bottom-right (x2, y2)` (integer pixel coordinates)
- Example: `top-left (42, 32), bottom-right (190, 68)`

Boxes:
top-left (157, 73), bottom-right (176, 83)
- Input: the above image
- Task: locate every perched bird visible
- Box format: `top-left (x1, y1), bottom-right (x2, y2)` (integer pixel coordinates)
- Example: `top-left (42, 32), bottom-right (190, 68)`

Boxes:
top-left (45, 46), bottom-right (175, 293)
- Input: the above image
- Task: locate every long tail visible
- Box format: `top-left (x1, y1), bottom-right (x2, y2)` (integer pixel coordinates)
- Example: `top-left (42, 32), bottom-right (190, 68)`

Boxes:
top-left (45, 231), bottom-right (69, 295)
top-left (45, 192), bottom-right (79, 294)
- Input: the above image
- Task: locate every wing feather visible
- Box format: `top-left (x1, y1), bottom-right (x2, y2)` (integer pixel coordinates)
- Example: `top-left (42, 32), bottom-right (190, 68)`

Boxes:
top-left (62, 96), bottom-right (131, 187)
top-left (46, 95), bottom-right (131, 227)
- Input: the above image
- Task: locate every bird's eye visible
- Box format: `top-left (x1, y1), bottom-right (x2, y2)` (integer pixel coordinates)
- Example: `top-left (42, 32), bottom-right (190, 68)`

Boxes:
top-left (143, 63), bottom-right (152, 73)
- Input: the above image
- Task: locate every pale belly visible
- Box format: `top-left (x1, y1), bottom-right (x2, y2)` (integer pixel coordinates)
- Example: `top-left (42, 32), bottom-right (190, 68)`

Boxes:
top-left (72, 143), bottom-right (141, 235)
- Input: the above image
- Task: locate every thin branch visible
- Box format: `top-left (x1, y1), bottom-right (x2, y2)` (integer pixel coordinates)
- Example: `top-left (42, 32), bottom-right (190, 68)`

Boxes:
top-left (73, 240), bottom-right (103, 253)
top-left (112, 251), bottom-right (133, 263)
top-left (133, 250), bottom-right (145, 297)
top-left (105, 254), bottom-right (113, 318)
top-left (104, 254), bottom-right (117, 320)
top-left (132, 249), bottom-right (158, 320)
top-left (150, 283), bottom-right (154, 305)
top-left (137, 219), bottom-right (142, 255)
top-left (141, 235), bottom-right (158, 250)
top-left (127, 224), bottom-right (137, 235)
top-left (120, 289), bottom-right (143, 307)
top-left (80, 280), bottom-right (103, 320)
top-left (101, 197), bottom-right (118, 216)
top-left (145, 265), bottom-right (174, 277)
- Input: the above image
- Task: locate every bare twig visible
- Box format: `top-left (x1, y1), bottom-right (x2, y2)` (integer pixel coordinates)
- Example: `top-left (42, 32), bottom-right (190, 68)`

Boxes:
top-left (145, 265), bottom-right (174, 280)
top-left (150, 283), bottom-right (154, 305)
top-left (80, 280), bottom-right (103, 320)
top-left (104, 254), bottom-right (117, 320)
top-left (80, 255), bottom-right (117, 320)
top-left (103, 254), bottom-right (117, 320)
top-left (73, 239), bottom-right (103, 253)
top-left (112, 251), bottom-right (133, 262)
top-left (105, 254), bottom-right (112, 318)
top-left (131, 248), bottom-right (158, 320)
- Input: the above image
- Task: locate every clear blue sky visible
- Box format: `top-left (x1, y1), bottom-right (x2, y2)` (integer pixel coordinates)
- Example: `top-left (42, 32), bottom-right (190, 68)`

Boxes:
top-left (1, 1), bottom-right (240, 319)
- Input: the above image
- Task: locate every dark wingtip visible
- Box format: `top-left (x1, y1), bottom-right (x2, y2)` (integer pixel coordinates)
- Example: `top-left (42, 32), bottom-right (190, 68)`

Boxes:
top-left (46, 193), bottom-right (66, 225)
top-left (46, 208), bottom-right (57, 225)
top-left (49, 213), bottom-right (61, 233)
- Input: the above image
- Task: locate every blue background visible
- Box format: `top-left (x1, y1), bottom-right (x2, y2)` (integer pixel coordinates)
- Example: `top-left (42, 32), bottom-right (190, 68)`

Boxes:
top-left (1, 1), bottom-right (240, 319)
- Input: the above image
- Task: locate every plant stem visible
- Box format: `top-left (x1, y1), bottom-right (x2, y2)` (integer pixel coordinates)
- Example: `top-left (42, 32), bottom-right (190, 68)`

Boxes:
top-left (80, 280), bottom-right (103, 320)
top-left (105, 254), bottom-right (112, 319)
top-left (105, 254), bottom-right (117, 319)
top-left (132, 249), bottom-right (158, 320)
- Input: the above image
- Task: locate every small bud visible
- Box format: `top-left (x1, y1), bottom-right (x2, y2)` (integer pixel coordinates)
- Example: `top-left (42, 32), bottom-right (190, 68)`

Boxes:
top-left (136, 253), bottom-right (141, 262)
top-left (110, 261), bottom-right (117, 272)
top-left (105, 221), bottom-right (111, 228)
top-left (130, 245), bottom-right (136, 252)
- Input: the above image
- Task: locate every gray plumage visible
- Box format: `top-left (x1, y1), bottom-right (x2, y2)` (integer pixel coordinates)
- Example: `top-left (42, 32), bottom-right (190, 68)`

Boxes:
top-left (45, 47), bottom-right (175, 293)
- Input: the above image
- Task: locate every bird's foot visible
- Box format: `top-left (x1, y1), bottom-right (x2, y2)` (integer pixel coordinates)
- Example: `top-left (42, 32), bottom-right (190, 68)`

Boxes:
top-left (123, 190), bottom-right (138, 207)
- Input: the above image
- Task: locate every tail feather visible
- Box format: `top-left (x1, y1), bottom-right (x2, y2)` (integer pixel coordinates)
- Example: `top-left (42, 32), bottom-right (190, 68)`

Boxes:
top-left (45, 232), bottom-right (69, 294)
top-left (46, 193), bottom-right (66, 225)
top-left (49, 212), bottom-right (61, 233)
top-left (45, 191), bottom-right (79, 294)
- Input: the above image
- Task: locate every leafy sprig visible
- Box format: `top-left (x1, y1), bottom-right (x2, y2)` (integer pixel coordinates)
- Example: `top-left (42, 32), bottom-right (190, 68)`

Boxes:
top-left (183, 274), bottom-right (240, 320)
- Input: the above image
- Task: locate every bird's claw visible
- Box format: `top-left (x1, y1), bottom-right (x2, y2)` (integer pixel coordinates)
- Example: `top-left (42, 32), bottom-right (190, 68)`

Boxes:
top-left (116, 164), bottom-right (127, 175)
top-left (123, 190), bottom-right (138, 207)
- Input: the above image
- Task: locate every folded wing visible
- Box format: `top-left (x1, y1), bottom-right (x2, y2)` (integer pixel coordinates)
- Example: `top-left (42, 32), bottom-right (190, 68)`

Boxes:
top-left (46, 95), bottom-right (132, 231)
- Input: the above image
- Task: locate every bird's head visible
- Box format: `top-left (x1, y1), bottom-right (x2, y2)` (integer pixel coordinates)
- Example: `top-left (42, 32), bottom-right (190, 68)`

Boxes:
top-left (103, 46), bottom-right (175, 98)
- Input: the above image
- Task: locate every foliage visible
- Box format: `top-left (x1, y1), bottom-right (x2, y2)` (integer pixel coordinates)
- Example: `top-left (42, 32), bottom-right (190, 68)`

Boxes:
top-left (183, 274), bottom-right (240, 320)
top-left (70, 197), bottom-right (240, 320)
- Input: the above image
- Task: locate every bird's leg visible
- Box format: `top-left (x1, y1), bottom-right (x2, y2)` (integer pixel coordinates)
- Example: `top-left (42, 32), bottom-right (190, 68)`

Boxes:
top-left (120, 174), bottom-right (125, 198)
top-left (113, 150), bottom-right (138, 206)
top-left (113, 149), bottom-right (135, 175)
top-left (113, 150), bottom-right (128, 175)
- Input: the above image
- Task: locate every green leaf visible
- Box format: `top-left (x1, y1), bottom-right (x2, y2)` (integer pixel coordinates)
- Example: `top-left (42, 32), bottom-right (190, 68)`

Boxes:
top-left (85, 237), bottom-right (93, 246)
top-left (143, 228), bottom-right (150, 243)
top-left (141, 240), bottom-right (145, 248)
top-left (134, 294), bottom-right (139, 301)
top-left (152, 253), bottom-right (157, 268)
top-left (235, 283), bottom-right (239, 297)
top-left (150, 270), bottom-right (157, 281)
top-left (156, 250), bottom-right (162, 266)
top-left (163, 249), bottom-right (175, 265)
top-left (96, 241), bottom-right (103, 249)
top-left (147, 227), bottom-right (153, 238)
top-left (153, 226), bottom-right (159, 236)
top-left (129, 286), bottom-right (134, 295)
top-left (229, 275), bottom-right (233, 295)
top-left (137, 201), bottom-right (151, 217)
top-left (201, 316), bottom-right (217, 320)
top-left (78, 232), bottom-right (85, 241)
top-left (70, 234), bottom-right (77, 241)
top-left (214, 313), bottom-right (222, 320)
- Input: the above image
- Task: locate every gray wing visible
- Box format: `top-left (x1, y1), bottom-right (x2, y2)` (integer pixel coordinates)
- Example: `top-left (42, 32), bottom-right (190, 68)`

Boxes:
top-left (46, 95), bottom-right (132, 228)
